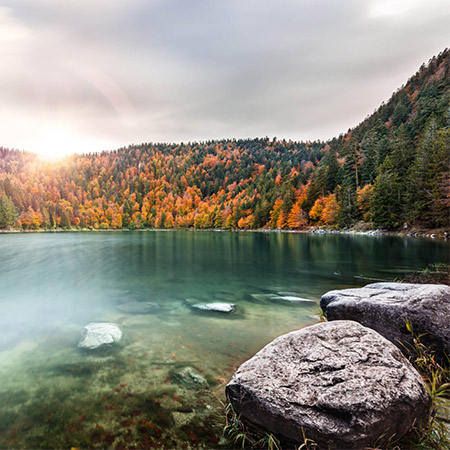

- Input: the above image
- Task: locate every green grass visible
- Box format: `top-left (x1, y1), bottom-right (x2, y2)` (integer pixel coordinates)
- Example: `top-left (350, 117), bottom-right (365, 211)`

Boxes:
top-left (221, 401), bottom-right (283, 450)
top-left (387, 321), bottom-right (450, 450)
top-left (314, 306), bottom-right (327, 323)
top-left (399, 263), bottom-right (450, 286)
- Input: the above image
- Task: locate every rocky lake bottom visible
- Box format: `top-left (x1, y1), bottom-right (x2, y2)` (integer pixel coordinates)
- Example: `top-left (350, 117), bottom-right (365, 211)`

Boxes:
top-left (0, 290), bottom-right (318, 449)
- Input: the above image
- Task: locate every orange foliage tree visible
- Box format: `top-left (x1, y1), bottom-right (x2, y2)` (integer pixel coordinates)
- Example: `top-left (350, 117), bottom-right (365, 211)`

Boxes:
top-left (309, 194), bottom-right (339, 226)
top-left (321, 194), bottom-right (339, 226)
top-left (357, 184), bottom-right (374, 222)
top-left (287, 184), bottom-right (309, 229)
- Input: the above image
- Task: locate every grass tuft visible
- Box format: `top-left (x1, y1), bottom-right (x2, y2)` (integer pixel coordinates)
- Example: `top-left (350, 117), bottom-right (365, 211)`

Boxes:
top-left (315, 306), bottom-right (327, 323)
top-left (221, 400), bottom-right (283, 449)
top-left (399, 263), bottom-right (450, 286)
top-left (384, 320), bottom-right (450, 449)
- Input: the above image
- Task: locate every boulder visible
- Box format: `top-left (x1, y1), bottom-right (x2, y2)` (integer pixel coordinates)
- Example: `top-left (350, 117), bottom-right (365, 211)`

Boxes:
top-left (191, 302), bottom-right (235, 313)
top-left (321, 283), bottom-right (450, 360)
top-left (117, 301), bottom-right (160, 314)
top-left (226, 320), bottom-right (430, 449)
top-left (78, 323), bottom-right (123, 350)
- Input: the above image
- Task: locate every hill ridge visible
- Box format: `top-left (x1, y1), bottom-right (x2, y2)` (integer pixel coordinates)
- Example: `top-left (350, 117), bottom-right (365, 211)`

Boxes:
top-left (1, 49), bottom-right (449, 231)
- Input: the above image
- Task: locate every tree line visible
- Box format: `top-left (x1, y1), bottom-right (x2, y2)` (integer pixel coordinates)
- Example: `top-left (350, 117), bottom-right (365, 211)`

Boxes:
top-left (1, 49), bottom-right (449, 232)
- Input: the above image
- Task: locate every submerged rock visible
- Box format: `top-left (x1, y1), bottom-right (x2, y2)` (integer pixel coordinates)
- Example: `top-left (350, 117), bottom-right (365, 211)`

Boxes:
top-left (191, 302), bottom-right (236, 313)
top-left (270, 294), bottom-right (315, 305)
top-left (171, 366), bottom-right (208, 388)
top-left (117, 301), bottom-right (160, 315)
top-left (213, 291), bottom-right (237, 302)
top-left (172, 411), bottom-right (196, 428)
top-left (248, 293), bottom-right (274, 303)
top-left (78, 323), bottom-right (123, 350)
top-left (226, 320), bottom-right (430, 449)
top-left (250, 292), bottom-right (315, 305)
top-left (321, 282), bottom-right (450, 360)
top-left (249, 293), bottom-right (314, 305)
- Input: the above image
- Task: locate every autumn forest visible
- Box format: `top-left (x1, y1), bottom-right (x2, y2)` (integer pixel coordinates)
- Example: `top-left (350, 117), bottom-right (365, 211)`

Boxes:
top-left (1, 49), bottom-right (449, 232)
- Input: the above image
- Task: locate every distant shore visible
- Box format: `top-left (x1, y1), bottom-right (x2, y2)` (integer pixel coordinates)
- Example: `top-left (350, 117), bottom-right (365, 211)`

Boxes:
top-left (1, 226), bottom-right (448, 240)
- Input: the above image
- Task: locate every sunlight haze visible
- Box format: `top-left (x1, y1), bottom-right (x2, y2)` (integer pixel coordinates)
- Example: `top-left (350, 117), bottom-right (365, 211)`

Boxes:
top-left (1, 0), bottom-right (449, 156)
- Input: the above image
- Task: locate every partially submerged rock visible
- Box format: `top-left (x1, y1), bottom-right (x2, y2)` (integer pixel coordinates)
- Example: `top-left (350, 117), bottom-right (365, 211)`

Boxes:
top-left (226, 320), bottom-right (430, 449)
top-left (191, 302), bottom-right (236, 314)
top-left (321, 282), bottom-right (450, 360)
top-left (117, 301), bottom-right (160, 315)
top-left (78, 323), bottom-right (123, 350)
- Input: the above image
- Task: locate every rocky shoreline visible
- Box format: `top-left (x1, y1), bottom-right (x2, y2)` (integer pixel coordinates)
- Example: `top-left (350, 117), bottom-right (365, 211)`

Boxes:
top-left (0, 226), bottom-right (448, 240)
top-left (226, 282), bottom-right (450, 449)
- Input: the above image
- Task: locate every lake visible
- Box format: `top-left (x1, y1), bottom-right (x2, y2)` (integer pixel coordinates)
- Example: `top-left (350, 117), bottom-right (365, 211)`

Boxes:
top-left (0, 231), bottom-right (448, 448)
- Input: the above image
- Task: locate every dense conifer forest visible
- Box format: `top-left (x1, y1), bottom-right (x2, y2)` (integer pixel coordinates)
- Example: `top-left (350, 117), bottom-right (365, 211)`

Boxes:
top-left (1, 49), bottom-right (449, 232)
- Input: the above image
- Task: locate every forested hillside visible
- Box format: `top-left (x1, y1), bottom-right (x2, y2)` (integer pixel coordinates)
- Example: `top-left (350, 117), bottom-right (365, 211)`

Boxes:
top-left (1, 49), bottom-right (449, 231)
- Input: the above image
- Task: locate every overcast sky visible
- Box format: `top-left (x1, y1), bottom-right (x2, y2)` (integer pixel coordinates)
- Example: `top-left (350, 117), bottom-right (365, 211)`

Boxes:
top-left (1, 0), bottom-right (449, 158)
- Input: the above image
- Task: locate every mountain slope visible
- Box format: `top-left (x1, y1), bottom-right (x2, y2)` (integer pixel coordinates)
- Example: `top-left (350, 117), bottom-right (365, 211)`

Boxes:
top-left (1, 49), bottom-right (449, 231)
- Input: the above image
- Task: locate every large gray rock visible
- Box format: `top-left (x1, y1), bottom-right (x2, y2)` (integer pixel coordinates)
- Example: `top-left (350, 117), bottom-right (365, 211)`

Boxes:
top-left (226, 320), bottom-right (430, 449)
top-left (321, 283), bottom-right (450, 360)
top-left (78, 322), bottom-right (123, 350)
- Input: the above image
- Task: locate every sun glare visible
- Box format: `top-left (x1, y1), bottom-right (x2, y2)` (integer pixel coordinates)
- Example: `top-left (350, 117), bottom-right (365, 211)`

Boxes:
top-left (33, 127), bottom-right (111, 161)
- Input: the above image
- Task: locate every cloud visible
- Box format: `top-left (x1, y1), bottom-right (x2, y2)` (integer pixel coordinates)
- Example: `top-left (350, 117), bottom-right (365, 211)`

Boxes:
top-left (0, 0), bottom-right (449, 156)
top-left (0, 6), bottom-right (32, 43)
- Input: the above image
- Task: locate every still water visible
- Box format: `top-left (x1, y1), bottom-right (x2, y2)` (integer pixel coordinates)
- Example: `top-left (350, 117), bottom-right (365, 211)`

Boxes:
top-left (0, 231), bottom-right (448, 448)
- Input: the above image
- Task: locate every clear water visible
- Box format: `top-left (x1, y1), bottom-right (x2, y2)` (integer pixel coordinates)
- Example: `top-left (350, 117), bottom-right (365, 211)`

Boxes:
top-left (0, 231), bottom-right (448, 448)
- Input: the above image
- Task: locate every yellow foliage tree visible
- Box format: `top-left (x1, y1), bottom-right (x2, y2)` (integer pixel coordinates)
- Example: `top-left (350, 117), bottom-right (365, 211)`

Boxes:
top-left (267, 198), bottom-right (283, 228)
top-left (321, 194), bottom-right (339, 225)
top-left (309, 197), bottom-right (324, 222)
top-left (357, 184), bottom-right (374, 222)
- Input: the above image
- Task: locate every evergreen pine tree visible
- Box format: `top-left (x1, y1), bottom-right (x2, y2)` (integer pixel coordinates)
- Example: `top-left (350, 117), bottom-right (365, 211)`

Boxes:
top-left (0, 193), bottom-right (16, 228)
top-left (370, 156), bottom-right (402, 229)
top-left (406, 117), bottom-right (450, 227)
